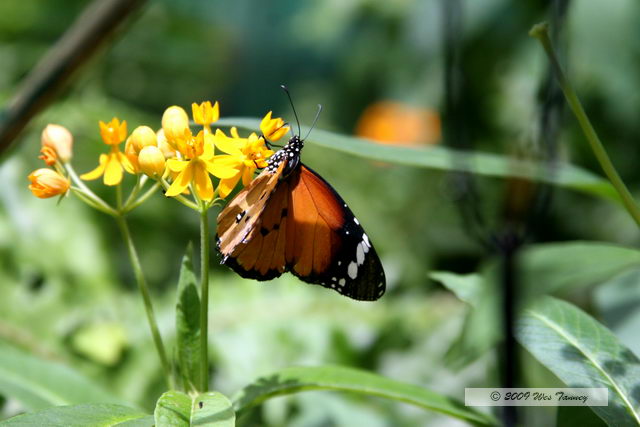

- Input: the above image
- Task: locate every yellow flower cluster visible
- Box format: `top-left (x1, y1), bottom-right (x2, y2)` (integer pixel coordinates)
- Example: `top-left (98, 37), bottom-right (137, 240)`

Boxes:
top-left (28, 101), bottom-right (290, 205)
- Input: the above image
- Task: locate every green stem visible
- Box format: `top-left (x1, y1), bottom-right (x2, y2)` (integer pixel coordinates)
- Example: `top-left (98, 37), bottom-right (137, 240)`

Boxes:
top-left (116, 215), bottom-right (174, 389)
top-left (199, 203), bottom-right (210, 391)
top-left (122, 181), bottom-right (160, 214)
top-left (65, 163), bottom-right (117, 216)
top-left (530, 22), bottom-right (640, 227)
top-left (124, 175), bottom-right (147, 208)
top-left (159, 178), bottom-right (200, 211)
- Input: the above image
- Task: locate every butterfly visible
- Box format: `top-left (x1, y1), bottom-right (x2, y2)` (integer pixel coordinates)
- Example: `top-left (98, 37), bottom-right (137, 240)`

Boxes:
top-left (216, 89), bottom-right (386, 301)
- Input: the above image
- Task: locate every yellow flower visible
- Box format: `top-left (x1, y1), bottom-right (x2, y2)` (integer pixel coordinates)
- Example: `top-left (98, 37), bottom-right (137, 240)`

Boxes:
top-left (260, 111), bottom-right (289, 142)
top-left (165, 130), bottom-right (238, 201)
top-left (39, 146), bottom-right (57, 166)
top-left (156, 129), bottom-right (177, 159)
top-left (124, 126), bottom-right (157, 172)
top-left (41, 124), bottom-right (73, 162)
top-left (162, 106), bottom-right (190, 145)
top-left (192, 101), bottom-right (219, 127)
top-left (80, 118), bottom-right (133, 186)
top-left (28, 168), bottom-right (70, 198)
top-left (213, 128), bottom-right (274, 198)
top-left (138, 146), bottom-right (165, 178)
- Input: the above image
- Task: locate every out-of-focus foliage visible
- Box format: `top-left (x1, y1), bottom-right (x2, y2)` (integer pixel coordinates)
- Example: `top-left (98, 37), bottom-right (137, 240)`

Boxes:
top-left (3, 0), bottom-right (640, 425)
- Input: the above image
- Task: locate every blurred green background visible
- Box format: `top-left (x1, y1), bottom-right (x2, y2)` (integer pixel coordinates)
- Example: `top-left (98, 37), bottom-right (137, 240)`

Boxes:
top-left (1, 0), bottom-right (640, 425)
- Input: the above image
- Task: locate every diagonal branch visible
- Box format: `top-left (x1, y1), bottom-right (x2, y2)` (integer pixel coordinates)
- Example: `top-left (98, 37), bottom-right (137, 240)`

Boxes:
top-left (0, 0), bottom-right (147, 156)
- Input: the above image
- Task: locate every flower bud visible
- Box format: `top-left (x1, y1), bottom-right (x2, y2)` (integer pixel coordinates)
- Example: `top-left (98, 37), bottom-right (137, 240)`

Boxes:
top-left (41, 124), bottom-right (73, 162)
top-left (129, 126), bottom-right (157, 152)
top-left (162, 106), bottom-right (190, 144)
top-left (138, 146), bottom-right (165, 178)
top-left (28, 168), bottom-right (70, 198)
top-left (39, 146), bottom-right (57, 166)
top-left (124, 137), bottom-right (140, 172)
top-left (156, 129), bottom-right (176, 159)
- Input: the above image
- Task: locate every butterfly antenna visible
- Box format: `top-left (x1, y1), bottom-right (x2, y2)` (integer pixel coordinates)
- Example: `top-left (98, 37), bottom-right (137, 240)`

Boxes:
top-left (304, 104), bottom-right (322, 140)
top-left (281, 85), bottom-right (301, 136)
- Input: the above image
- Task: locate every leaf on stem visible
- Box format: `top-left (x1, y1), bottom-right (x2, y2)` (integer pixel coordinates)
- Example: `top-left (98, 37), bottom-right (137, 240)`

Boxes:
top-left (175, 243), bottom-right (202, 392)
top-left (0, 404), bottom-right (152, 426)
top-left (154, 390), bottom-right (234, 427)
top-left (232, 365), bottom-right (496, 426)
top-left (517, 297), bottom-right (640, 426)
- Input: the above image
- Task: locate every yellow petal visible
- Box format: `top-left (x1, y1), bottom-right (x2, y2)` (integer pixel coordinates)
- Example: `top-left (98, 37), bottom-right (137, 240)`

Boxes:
top-left (204, 158), bottom-right (239, 179)
top-left (193, 161), bottom-right (214, 201)
top-left (201, 133), bottom-right (215, 159)
top-left (80, 154), bottom-right (108, 180)
top-left (242, 166), bottom-right (255, 186)
top-left (166, 158), bottom-right (188, 172)
top-left (213, 129), bottom-right (243, 155)
top-left (218, 172), bottom-right (242, 199)
top-left (165, 162), bottom-right (194, 197)
top-left (117, 151), bottom-right (135, 174)
top-left (104, 153), bottom-right (124, 186)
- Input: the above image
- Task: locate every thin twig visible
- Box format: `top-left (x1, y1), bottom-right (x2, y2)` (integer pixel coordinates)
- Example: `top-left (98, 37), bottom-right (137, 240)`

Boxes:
top-left (0, 0), bottom-right (147, 156)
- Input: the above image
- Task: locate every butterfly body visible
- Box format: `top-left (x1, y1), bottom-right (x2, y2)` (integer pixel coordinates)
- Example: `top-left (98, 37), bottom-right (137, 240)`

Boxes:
top-left (216, 133), bottom-right (386, 301)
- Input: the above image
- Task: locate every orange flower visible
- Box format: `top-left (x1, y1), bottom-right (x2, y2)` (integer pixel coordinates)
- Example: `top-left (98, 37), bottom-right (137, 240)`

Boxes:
top-left (41, 124), bottom-right (73, 162)
top-left (28, 168), bottom-right (70, 198)
top-left (39, 146), bottom-right (57, 166)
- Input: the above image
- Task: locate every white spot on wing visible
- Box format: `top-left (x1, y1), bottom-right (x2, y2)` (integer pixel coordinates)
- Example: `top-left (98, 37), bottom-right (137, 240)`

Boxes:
top-left (338, 278), bottom-right (346, 286)
top-left (354, 217), bottom-right (360, 225)
top-left (356, 243), bottom-right (365, 265)
top-left (363, 234), bottom-right (370, 247)
top-left (348, 262), bottom-right (358, 279)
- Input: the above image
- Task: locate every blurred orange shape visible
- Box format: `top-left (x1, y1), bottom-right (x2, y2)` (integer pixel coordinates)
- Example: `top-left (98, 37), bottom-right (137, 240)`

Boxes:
top-left (355, 101), bottom-right (441, 146)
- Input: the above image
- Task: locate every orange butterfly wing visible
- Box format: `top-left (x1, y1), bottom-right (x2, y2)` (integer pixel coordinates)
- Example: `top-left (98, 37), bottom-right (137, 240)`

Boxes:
top-left (217, 160), bottom-right (385, 301)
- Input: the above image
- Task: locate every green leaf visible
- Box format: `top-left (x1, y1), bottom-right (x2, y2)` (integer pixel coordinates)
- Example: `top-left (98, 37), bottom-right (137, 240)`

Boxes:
top-left (517, 297), bottom-right (640, 426)
top-left (519, 242), bottom-right (640, 297)
top-left (232, 365), bottom-right (496, 426)
top-left (192, 392), bottom-right (235, 427)
top-left (429, 271), bottom-right (482, 304)
top-left (217, 117), bottom-right (618, 202)
top-left (0, 404), bottom-right (152, 426)
top-left (436, 242), bottom-right (640, 368)
top-left (154, 391), bottom-right (191, 426)
top-left (556, 406), bottom-right (606, 427)
top-left (154, 390), bottom-right (235, 427)
top-left (594, 268), bottom-right (640, 356)
top-left (175, 244), bottom-right (201, 392)
top-left (0, 341), bottom-right (128, 411)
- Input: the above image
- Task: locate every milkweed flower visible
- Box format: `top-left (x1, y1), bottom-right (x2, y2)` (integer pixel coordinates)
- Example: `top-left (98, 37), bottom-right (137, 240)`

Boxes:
top-left (165, 130), bottom-right (238, 201)
top-left (213, 128), bottom-right (274, 198)
top-left (39, 146), bottom-right (57, 166)
top-left (192, 101), bottom-right (219, 128)
top-left (162, 106), bottom-right (190, 145)
top-left (41, 124), bottom-right (73, 163)
top-left (80, 118), bottom-right (133, 186)
top-left (124, 125), bottom-right (157, 173)
top-left (138, 146), bottom-right (165, 178)
top-left (156, 129), bottom-right (176, 159)
top-left (28, 168), bottom-right (70, 198)
top-left (260, 111), bottom-right (289, 141)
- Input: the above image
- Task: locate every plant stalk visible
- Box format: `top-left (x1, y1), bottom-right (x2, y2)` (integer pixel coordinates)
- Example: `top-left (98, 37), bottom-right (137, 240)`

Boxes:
top-left (530, 22), bottom-right (640, 227)
top-left (199, 204), bottom-right (210, 391)
top-left (116, 215), bottom-right (173, 388)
